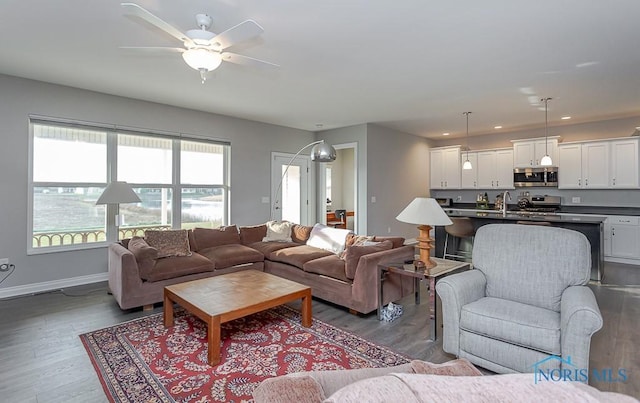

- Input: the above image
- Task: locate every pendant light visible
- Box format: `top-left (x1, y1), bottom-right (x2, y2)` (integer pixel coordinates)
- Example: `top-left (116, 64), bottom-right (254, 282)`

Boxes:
top-left (540, 97), bottom-right (553, 166)
top-left (462, 111), bottom-right (473, 170)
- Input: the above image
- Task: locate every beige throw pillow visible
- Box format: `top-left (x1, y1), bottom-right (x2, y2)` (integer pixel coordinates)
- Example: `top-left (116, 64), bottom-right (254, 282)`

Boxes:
top-left (410, 358), bottom-right (483, 376)
top-left (262, 221), bottom-right (293, 242)
top-left (145, 229), bottom-right (192, 258)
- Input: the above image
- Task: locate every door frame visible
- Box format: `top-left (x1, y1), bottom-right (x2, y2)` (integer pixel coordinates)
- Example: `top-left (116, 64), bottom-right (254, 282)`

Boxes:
top-left (270, 152), bottom-right (313, 224)
top-left (319, 142), bottom-right (359, 233)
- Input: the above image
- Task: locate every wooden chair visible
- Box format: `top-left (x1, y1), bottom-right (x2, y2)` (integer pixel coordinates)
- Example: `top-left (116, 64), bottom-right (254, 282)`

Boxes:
top-left (328, 209), bottom-right (347, 228)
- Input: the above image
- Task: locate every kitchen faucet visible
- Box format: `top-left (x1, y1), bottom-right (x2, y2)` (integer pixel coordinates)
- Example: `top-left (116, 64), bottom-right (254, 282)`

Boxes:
top-left (502, 190), bottom-right (511, 216)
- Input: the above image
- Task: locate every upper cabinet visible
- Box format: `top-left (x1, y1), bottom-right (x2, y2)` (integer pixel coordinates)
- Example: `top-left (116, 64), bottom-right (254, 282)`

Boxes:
top-left (610, 139), bottom-right (639, 188)
top-left (558, 138), bottom-right (639, 189)
top-left (460, 152), bottom-right (478, 189)
top-left (476, 149), bottom-right (514, 189)
top-left (430, 146), bottom-right (461, 189)
top-left (512, 137), bottom-right (559, 167)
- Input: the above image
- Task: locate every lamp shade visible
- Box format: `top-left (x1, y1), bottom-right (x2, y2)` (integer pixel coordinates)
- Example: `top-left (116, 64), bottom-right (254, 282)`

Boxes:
top-left (310, 141), bottom-right (337, 162)
top-left (182, 48), bottom-right (223, 71)
top-left (96, 181), bottom-right (141, 205)
top-left (396, 197), bottom-right (453, 226)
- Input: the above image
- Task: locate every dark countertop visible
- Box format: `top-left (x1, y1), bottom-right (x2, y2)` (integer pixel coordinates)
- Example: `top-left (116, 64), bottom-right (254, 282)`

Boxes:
top-left (445, 209), bottom-right (606, 224)
top-left (448, 203), bottom-right (640, 217)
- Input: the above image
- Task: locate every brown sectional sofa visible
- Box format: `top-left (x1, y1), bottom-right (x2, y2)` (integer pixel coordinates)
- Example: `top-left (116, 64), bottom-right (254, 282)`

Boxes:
top-left (108, 223), bottom-right (416, 313)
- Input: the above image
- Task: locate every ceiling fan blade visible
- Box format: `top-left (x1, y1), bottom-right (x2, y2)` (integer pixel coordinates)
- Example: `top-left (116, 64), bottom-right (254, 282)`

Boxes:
top-left (120, 46), bottom-right (185, 54)
top-left (121, 3), bottom-right (191, 45)
top-left (211, 20), bottom-right (264, 50)
top-left (221, 52), bottom-right (279, 69)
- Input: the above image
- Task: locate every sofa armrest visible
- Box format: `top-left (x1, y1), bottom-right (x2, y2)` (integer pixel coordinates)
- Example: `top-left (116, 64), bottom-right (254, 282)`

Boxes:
top-left (108, 242), bottom-right (144, 309)
top-left (351, 245), bottom-right (414, 310)
top-left (435, 270), bottom-right (487, 356)
top-left (560, 286), bottom-right (603, 374)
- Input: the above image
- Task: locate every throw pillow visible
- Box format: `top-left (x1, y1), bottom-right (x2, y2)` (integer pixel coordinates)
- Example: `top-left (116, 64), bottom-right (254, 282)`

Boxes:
top-left (306, 223), bottom-right (352, 255)
top-left (343, 240), bottom-right (392, 279)
top-left (144, 229), bottom-right (192, 258)
top-left (193, 225), bottom-right (240, 250)
top-left (127, 236), bottom-right (158, 261)
top-left (252, 374), bottom-right (325, 403)
top-left (340, 235), bottom-right (373, 259)
top-left (262, 221), bottom-right (293, 242)
top-left (410, 358), bottom-right (483, 376)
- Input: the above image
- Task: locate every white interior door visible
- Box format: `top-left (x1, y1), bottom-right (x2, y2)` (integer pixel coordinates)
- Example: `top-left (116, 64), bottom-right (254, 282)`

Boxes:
top-left (271, 153), bottom-right (310, 224)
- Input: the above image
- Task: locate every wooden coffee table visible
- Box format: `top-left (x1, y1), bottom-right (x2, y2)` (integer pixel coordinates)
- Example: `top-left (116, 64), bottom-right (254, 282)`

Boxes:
top-left (163, 270), bottom-right (312, 366)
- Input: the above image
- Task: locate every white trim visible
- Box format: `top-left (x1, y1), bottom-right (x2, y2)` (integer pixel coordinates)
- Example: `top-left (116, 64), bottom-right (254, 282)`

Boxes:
top-left (0, 272), bottom-right (108, 299)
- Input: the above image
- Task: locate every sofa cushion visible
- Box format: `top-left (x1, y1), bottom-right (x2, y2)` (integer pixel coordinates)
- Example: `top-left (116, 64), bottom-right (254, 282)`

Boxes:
top-left (269, 245), bottom-right (334, 270)
top-left (460, 296), bottom-right (561, 355)
top-left (198, 244), bottom-right (264, 269)
top-left (143, 252), bottom-right (214, 282)
top-left (128, 236), bottom-right (158, 279)
top-left (144, 229), bottom-right (192, 258)
top-left (306, 223), bottom-right (351, 255)
top-left (239, 224), bottom-right (267, 245)
top-left (247, 241), bottom-right (300, 256)
top-left (342, 240), bottom-right (392, 280)
top-left (302, 254), bottom-right (348, 282)
top-left (263, 221), bottom-right (293, 242)
top-left (372, 236), bottom-right (405, 249)
top-left (252, 375), bottom-right (325, 403)
top-left (291, 224), bottom-right (313, 243)
top-left (410, 358), bottom-right (483, 376)
top-left (193, 225), bottom-right (240, 250)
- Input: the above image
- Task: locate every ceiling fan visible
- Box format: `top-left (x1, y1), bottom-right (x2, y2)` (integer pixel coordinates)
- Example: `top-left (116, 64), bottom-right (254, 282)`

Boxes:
top-left (121, 3), bottom-right (278, 83)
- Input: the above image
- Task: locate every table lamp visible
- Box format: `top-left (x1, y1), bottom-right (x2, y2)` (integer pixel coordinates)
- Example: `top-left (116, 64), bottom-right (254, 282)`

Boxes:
top-left (96, 181), bottom-right (141, 227)
top-left (396, 197), bottom-right (452, 269)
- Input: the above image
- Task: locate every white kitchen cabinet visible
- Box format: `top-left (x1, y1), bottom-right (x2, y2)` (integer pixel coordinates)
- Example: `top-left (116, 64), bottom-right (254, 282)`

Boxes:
top-left (610, 138), bottom-right (639, 188)
top-left (512, 138), bottom-right (558, 167)
top-left (430, 146), bottom-right (461, 189)
top-left (558, 142), bottom-right (609, 189)
top-left (476, 149), bottom-right (513, 189)
top-left (460, 152), bottom-right (478, 189)
top-left (604, 216), bottom-right (640, 261)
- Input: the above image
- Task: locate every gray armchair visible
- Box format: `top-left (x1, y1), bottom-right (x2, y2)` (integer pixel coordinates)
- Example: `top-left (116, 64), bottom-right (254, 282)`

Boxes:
top-left (436, 224), bottom-right (603, 376)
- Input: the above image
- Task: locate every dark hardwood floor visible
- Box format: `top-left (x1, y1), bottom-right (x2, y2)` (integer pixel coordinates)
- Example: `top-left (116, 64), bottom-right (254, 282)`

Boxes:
top-left (0, 262), bottom-right (638, 402)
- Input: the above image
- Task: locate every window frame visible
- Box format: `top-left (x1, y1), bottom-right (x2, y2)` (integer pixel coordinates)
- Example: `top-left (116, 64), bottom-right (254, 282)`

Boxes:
top-left (28, 116), bottom-right (230, 255)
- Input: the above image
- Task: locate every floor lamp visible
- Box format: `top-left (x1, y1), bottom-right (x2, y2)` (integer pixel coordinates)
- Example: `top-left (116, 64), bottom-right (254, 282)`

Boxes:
top-left (96, 181), bottom-right (142, 227)
top-left (396, 197), bottom-right (453, 270)
top-left (271, 140), bottom-right (337, 221)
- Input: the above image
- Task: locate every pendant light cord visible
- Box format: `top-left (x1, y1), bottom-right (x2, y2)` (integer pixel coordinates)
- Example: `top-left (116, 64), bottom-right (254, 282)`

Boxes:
top-left (542, 98), bottom-right (551, 155)
top-left (463, 111), bottom-right (471, 159)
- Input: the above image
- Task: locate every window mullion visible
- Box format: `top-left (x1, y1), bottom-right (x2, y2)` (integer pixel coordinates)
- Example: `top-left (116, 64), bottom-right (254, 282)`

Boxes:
top-left (173, 138), bottom-right (181, 229)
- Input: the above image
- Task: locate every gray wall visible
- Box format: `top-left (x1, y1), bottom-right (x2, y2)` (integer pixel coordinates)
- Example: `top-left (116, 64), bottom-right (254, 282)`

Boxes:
top-left (366, 124), bottom-right (430, 239)
top-left (0, 74), bottom-right (313, 291)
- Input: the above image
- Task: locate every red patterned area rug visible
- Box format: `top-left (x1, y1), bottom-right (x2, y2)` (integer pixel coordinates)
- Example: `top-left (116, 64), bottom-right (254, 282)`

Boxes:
top-left (81, 305), bottom-right (409, 402)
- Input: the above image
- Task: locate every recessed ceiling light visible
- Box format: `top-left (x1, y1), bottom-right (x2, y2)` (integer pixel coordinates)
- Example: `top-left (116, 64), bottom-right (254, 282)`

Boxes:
top-left (494, 125), bottom-right (503, 129)
top-left (442, 132), bottom-right (450, 136)
top-left (561, 116), bottom-right (571, 120)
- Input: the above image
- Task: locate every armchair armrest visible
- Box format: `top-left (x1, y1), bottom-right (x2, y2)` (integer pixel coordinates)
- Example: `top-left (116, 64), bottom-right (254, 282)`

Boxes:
top-left (108, 242), bottom-right (144, 309)
top-left (560, 286), bottom-right (603, 374)
top-left (436, 270), bottom-right (487, 355)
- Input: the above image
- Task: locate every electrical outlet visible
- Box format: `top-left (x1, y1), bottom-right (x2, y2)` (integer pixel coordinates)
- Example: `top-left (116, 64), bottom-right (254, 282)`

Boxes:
top-left (572, 197), bottom-right (581, 203)
top-left (456, 195), bottom-right (462, 201)
top-left (261, 196), bottom-right (270, 204)
top-left (387, 227), bottom-right (391, 234)
top-left (371, 196), bottom-right (377, 203)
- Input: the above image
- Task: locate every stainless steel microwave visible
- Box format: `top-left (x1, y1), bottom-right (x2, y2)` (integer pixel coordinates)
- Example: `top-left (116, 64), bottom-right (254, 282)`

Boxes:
top-left (513, 167), bottom-right (558, 187)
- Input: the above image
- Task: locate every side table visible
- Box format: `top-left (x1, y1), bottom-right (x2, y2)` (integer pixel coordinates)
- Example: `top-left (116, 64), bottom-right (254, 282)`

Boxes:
top-left (378, 257), bottom-right (471, 342)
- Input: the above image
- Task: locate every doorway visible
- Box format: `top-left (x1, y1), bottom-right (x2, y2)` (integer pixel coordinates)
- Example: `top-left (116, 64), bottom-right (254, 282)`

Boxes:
top-left (321, 143), bottom-right (358, 232)
top-left (270, 153), bottom-right (311, 224)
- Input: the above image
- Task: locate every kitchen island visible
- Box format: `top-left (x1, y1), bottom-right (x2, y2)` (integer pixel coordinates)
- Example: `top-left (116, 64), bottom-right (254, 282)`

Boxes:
top-left (435, 209), bottom-right (606, 281)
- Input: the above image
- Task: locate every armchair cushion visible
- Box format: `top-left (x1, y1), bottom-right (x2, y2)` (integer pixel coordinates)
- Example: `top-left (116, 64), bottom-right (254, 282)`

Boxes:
top-left (472, 225), bottom-right (591, 312)
top-left (461, 297), bottom-right (560, 355)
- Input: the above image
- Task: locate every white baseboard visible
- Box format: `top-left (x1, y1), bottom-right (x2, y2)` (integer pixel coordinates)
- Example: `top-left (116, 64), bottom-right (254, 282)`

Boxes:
top-left (0, 272), bottom-right (108, 299)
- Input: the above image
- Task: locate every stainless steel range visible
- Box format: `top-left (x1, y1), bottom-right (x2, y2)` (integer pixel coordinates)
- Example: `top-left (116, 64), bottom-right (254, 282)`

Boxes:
top-left (512, 195), bottom-right (561, 216)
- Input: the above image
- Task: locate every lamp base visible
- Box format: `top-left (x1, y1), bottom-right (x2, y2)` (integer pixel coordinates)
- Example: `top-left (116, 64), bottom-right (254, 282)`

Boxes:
top-left (416, 225), bottom-right (437, 270)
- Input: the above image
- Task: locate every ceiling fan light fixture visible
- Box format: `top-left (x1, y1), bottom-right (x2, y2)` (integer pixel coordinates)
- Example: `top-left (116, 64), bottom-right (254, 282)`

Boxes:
top-left (182, 48), bottom-right (222, 72)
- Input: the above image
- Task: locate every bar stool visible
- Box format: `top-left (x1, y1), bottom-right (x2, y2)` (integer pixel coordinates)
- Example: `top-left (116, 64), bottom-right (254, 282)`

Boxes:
top-left (443, 217), bottom-right (475, 262)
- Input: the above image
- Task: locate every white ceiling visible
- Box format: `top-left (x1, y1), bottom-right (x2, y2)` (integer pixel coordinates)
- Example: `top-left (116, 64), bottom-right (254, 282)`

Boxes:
top-left (1, 0), bottom-right (639, 139)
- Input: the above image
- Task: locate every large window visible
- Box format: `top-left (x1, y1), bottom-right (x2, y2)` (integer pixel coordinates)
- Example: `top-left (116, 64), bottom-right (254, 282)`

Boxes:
top-left (29, 119), bottom-right (230, 253)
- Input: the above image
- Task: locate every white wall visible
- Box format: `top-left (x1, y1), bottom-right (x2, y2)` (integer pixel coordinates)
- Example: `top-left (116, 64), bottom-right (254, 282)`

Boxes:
top-left (0, 74), bottom-right (314, 292)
